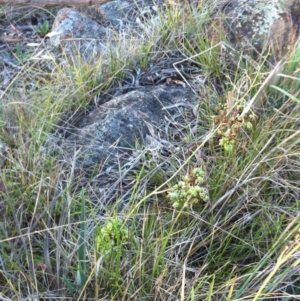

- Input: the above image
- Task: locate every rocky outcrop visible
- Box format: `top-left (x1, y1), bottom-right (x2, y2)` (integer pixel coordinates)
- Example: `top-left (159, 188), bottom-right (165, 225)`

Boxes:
top-left (44, 0), bottom-right (300, 204)
top-left (49, 0), bottom-right (300, 64)
top-left (56, 85), bottom-right (198, 204)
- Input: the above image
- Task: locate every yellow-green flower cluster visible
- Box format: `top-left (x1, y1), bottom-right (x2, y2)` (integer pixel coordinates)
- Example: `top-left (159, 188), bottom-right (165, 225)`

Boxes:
top-left (214, 102), bottom-right (256, 152)
top-left (168, 167), bottom-right (209, 210)
top-left (96, 218), bottom-right (128, 254)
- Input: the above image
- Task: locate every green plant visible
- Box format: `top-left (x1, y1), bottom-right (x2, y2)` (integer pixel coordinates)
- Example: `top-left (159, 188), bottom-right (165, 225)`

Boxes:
top-left (95, 217), bottom-right (128, 255)
top-left (14, 43), bottom-right (32, 64)
top-left (168, 167), bottom-right (209, 210)
top-left (37, 20), bottom-right (50, 35)
top-left (61, 195), bottom-right (88, 294)
top-left (93, 216), bottom-right (129, 297)
top-left (213, 92), bottom-right (257, 152)
top-left (139, 42), bottom-right (153, 70)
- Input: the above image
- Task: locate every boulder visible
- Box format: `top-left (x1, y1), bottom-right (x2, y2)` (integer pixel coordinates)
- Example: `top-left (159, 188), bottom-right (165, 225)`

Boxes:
top-left (56, 85), bottom-right (198, 202)
top-left (48, 8), bottom-right (109, 62)
top-left (208, 0), bottom-right (300, 62)
top-left (48, 0), bottom-right (162, 62)
top-left (61, 85), bottom-right (197, 170)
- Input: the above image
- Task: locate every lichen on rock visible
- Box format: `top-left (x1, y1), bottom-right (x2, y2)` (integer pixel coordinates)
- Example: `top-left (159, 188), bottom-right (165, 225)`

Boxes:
top-left (208, 0), bottom-right (300, 62)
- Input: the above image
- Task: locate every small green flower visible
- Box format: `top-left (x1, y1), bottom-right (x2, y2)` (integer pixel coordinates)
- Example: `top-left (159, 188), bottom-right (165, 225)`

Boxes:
top-left (173, 201), bottom-right (180, 209)
top-left (193, 168), bottom-right (205, 178)
top-left (245, 121), bottom-right (253, 130)
top-left (183, 175), bottom-right (190, 181)
top-left (96, 218), bottom-right (128, 254)
top-left (224, 143), bottom-right (234, 153)
top-left (224, 129), bottom-right (231, 137)
top-left (169, 191), bottom-right (179, 201)
top-left (168, 167), bottom-right (209, 210)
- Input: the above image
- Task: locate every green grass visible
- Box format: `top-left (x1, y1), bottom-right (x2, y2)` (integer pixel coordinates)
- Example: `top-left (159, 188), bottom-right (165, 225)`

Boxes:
top-left (1, 1), bottom-right (300, 300)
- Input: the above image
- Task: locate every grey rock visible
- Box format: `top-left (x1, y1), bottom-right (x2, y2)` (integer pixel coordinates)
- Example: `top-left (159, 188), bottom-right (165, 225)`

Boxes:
top-left (56, 84), bottom-right (198, 206)
top-left (78, 0), bottom-right (163, 28)
top-left (208, 0), bottom-right (300, 62)
top-left (48, 8), bottom-right (109, 62)
top-left (61, 85), bottom-right (197, 171)
top-left (77, 1), bottom-right (132, 27)
top-left (47, 0), bottom-right (165, 63)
